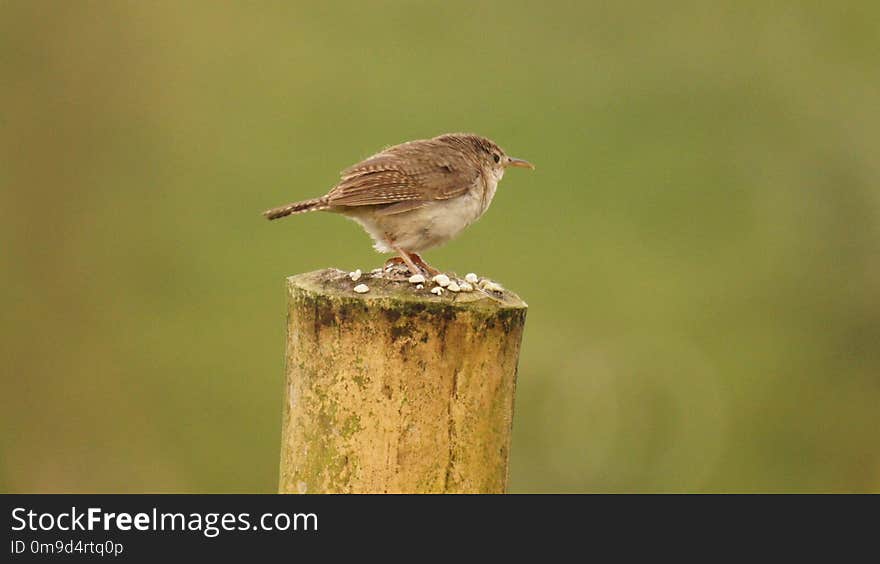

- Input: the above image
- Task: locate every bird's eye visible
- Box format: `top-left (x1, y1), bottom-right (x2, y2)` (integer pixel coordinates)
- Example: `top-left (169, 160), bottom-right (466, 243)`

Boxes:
top-left (493, 153), bottom-right (500, 163)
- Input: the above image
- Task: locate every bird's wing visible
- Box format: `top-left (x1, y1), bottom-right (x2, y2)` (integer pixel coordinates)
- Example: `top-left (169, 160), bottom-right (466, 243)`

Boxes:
top-left (327, 140), bottom-right (479, 207)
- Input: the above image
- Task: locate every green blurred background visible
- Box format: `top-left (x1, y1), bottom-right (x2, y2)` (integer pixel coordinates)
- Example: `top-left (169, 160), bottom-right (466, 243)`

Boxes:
top-left (2, 2), bottom-right (879, 493)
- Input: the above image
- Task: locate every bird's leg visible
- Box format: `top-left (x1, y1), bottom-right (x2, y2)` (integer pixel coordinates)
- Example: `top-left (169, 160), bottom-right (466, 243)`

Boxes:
top-left (410, 253), bottom-right (440, 276)
top-left (390, 246), bottom-right (421, 276)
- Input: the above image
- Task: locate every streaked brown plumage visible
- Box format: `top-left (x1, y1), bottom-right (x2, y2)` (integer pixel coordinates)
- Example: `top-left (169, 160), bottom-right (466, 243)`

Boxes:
top-left (263, 133), bottom-right (533, 275)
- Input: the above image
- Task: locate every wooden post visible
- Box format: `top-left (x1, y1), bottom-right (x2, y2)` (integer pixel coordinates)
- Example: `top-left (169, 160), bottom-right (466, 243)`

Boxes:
top-left (278, 268), bottom-right (527, 494)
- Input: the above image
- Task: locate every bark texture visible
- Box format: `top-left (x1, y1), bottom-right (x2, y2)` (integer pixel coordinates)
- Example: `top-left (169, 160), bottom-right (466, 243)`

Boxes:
top-left (278, 268), bottom-right (527, 493)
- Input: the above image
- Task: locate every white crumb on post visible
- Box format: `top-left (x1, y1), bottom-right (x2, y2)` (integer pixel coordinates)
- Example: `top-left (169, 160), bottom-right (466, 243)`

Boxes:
top-left (465, 273), bottom-right (479, 284)
top-left (459, 281), bottom-right (474, 292)
top-left (432, 274), bottom-right (451, 287)
top-left (447, 281), bottom-right (461, 292)
top-left (408, 274), bottom-right (426, 284)
top-left (349, 269), bottom-right (362, 282)
top-left (430, 287), bottom-right (443, 296)
top-left (480, 280), bottom-right (504, 293)
top-left (353, 284), bottom-right (369, 294)
top-left (416, 284), bottom-right (424, 290)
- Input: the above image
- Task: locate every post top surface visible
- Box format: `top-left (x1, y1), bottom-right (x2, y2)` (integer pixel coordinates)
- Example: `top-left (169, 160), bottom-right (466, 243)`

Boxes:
top-left (287, 268), bottom-right (527, 311)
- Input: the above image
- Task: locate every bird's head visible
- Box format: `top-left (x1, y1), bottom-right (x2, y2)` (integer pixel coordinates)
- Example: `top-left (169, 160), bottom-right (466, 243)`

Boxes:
top-left (437, 133), bottom-right (534, 182)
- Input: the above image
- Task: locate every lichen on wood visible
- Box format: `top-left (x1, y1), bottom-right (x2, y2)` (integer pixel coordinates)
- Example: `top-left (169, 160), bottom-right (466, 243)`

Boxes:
top-left (278, 268), bottom-right (527, 494)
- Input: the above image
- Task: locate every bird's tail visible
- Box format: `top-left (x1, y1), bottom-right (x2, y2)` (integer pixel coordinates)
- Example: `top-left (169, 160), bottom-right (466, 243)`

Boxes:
top-left (262, 196), bottom-right (330, 220)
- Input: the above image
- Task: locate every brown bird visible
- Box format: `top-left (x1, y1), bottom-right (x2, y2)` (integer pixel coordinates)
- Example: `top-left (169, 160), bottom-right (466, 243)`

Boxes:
top-left (263, 133), bottom-right (534, 275)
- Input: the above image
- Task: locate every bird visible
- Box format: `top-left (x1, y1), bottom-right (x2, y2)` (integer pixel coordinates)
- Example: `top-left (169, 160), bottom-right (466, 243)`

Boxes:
top-left (262, 133), bottom-right (534, 275)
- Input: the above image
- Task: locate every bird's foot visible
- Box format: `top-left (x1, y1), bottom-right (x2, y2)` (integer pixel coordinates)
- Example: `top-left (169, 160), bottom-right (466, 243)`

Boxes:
top-left (410, 253), bottom-right (441, 277)
top-left (384, 256), bottom-right (407, 269)
top-left (383, 255), bottom-right (420, 279)
top-left (385, 252), bottom-right (439, 277)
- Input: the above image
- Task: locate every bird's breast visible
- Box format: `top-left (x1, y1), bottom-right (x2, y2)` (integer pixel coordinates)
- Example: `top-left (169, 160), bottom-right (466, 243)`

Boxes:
top-left (346, 179), bottom-right (499, 253)
top-left (378, 189), bottom-right (487, 251)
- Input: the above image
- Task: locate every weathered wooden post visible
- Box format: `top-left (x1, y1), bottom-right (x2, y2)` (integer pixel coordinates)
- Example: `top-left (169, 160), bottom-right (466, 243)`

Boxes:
top-left (278, 268), bottom-right (527, 493)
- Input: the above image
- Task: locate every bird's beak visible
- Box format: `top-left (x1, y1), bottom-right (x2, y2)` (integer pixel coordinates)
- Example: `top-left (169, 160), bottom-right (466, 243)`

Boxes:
top-left (506, 157), bottom-right (535, 169)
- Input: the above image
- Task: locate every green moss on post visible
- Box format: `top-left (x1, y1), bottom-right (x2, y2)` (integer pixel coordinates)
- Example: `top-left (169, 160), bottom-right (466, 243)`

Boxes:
top-left (278, 268), bottom-right (527, 493)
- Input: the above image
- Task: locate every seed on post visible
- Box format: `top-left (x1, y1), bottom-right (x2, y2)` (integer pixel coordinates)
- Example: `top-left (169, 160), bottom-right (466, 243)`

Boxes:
top-left (480, 280), bottom-right (504, 293)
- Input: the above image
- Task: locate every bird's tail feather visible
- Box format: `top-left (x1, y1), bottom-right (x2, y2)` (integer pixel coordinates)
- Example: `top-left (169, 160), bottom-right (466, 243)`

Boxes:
top-left (263, 196), bottom-right (330, 220)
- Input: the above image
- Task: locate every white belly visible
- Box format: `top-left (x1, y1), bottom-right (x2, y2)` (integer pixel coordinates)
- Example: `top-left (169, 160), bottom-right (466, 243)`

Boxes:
top-left (346, 180), bottom-right (497, 253)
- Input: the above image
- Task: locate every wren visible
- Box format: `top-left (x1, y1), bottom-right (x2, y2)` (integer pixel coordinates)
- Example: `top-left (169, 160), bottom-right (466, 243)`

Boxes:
top-left (263, 133), bottom-right (534, 275)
